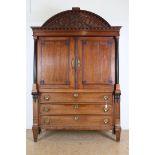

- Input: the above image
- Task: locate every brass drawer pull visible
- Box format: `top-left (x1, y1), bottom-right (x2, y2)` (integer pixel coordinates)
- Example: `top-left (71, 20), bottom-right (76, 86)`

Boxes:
top-left (44, 95), bottom-right (49, 101)
top-left (77, 59), bottom-right (80, 67)
top-left (44, 118), bottom-right (50, 124)
top-left (74, 116), bottom-right (79, 121)
top-left (73, 104), bottom-right (79, 109)
top-left (73, 93), bottom-right (79, 97)
top-left (103, 96), bottom-right (109, 101)
top-left (71, 59), bottom-right (75, 69)
top-left (104, 118), bottom-right (109, 124)
top-left (43, 107), bottom-right (49, 112)
top-left (103, 104), bottom-right (109, 112)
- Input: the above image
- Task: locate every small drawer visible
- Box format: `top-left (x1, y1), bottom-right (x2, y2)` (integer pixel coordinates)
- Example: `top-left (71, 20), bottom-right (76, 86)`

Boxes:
top-left (40, 104), bottom-right (113, 115)
top-left (39, 92), bottom-right (112, 103)
top-left (40, 115), bottom-right (113, 130)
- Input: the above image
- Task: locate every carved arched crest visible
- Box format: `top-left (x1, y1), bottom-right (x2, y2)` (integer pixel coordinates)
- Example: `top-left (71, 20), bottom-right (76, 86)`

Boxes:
top-left (42, 7), bottom-right (111, 30)
top-left (31, 7), bottom-right (121, 32)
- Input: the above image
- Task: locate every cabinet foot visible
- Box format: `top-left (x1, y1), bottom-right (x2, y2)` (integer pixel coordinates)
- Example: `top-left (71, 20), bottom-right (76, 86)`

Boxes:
top-left (112, 127), bottom-right (116, 134)
top-left (32, 126), bottom-right (39, 142)
top-left (38, 127), bottom-right (41, 134)
top-left (115, 127), bottom-right (121, 142)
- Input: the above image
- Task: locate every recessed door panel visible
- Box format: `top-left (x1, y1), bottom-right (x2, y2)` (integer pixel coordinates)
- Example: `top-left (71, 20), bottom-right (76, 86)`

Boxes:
top-left (77, 37), bottom-right (115, 89)
top-left (37, 37), bottom-right (75, 89)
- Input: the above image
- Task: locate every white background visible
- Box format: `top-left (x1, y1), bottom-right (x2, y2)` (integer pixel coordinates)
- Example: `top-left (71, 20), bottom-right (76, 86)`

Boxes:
top-left (26, 0), bottom-right (129, 129)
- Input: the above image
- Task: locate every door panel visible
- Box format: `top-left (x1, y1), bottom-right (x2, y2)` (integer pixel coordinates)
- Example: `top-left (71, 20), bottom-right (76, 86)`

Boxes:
top-left (37, 37), bottom-right (75, 89)
top-left (77, 37), bottom-right (115, 89)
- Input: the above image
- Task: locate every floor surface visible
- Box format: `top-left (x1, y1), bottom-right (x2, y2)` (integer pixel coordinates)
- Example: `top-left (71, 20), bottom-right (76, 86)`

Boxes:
top-left (26, 129), bottom-right (128, 155)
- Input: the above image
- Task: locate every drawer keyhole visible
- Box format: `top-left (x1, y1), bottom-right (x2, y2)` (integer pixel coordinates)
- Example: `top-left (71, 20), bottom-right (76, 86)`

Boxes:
top-left (74, 116), bottom-right (79, 121)
top-left (73, 93), bottom-right (79, 97)
top-left (73, 104), bottom-right (79, 109)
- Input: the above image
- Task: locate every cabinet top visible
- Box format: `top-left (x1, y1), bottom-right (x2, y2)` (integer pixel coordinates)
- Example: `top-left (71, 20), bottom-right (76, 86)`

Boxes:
top-left (31, 7), bottom-right (121, 36)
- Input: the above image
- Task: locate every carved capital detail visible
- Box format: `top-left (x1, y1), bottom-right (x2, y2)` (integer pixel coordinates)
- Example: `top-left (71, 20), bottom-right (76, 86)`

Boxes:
top-left (32, 84), bottom-right (38, 103)
top-left (32, 92), bottom-right (38, 102)
top-left (114, 84), bottom-right (121, 103)
top-left (114, 93), bottom-right (121, 103)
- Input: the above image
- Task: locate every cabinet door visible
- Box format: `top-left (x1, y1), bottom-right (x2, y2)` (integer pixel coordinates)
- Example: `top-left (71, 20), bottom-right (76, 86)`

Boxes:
top-left (37, 37), bottom-right (75, 89)
top-left (77, 37), bottom-right (115, 89)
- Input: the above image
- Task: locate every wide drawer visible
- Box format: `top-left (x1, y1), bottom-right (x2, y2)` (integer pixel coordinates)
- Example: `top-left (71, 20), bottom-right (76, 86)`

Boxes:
top-left (40, 104), bottom-right (113, 115)
top-left (40, 115), bottom-right (113, 130)
top-left (39, 92), bottom-right (112, 103)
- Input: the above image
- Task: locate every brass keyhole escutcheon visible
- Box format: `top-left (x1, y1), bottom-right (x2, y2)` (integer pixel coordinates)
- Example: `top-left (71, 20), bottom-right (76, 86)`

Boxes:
top-left (73, 93), bottom-right (79, 97)
top-left (43, 107), bottom-right (49, 112)
top-left (104, 118), bottom-right (109, 124)
top-left (74, 116), bottom-right (79, 121)
top-left (73, 104), bottom-right (79, 109)
top-left (44, 95), bottom-right (49, 101)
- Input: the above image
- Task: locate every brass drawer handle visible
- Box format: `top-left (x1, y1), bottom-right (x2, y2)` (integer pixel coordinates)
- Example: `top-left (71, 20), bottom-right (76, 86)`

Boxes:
top-left (43, 107), bottom-right (49, 112)
top-left (44, 95), bottom-right (49, 101)
top-left (103, 96), bottom-right (109, 101)
top-left (103, 104), bottom-right (109, 112)
top-left (74, 116), bottom-right (79, 121)
top-left (44, 118), bottom-right (50, 124)
top-left (73, 104), bottom-right (79, 109)
top-left (71, 59), bottom-right (75, 69)
top-left (104, 118), bottom-right (109, 124)
top-left (77, 59), bottom-right (80, 67)
top-left (73, 93), bottom-right (79, 97)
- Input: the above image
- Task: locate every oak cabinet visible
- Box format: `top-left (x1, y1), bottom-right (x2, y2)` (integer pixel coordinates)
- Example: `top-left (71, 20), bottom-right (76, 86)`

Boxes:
top-left (31, 7), bottom-right (121, 142)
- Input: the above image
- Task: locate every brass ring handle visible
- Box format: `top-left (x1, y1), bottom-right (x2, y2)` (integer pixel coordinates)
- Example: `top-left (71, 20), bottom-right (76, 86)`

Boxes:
top-left (44, 95), bottom-right (49, 101)
top-left (103, 96), bottom-right (109, 101)
top-left (104, 108), bottom-right (109, 112)
top-left (73, 104), bottom-right (79, 109)
top-left (74, 116), bottom-right (79, 121)
top-left (44, 118), bottom-right (50, 124)
top-left (43, 107), bottom-right (49, 112)
top-left (73, 93), bottom-right (79, 97)
top-left (104, 118), bottom-right (109, 124)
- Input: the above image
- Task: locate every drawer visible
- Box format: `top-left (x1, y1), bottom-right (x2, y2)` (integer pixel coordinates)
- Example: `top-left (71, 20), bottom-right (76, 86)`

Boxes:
top-left (40, 115), bottom-right (113, 130)
top-left (39, 92), bottom-right (112, 103)
top-left (40, 104), bottom-right (113, 115)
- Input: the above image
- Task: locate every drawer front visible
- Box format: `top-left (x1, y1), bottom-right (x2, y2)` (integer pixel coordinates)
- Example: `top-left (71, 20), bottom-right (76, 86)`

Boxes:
top-left (39, 92), bottom-right (112, 103)
top-left (40, 104), bottom-right (113, 115)
top-left (40, 115), bottom-right (113, 130)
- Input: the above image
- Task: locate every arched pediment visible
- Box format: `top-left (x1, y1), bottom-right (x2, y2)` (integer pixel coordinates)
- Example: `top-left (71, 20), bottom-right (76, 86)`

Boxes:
top-left (40, 7), bottom-right (113, 30)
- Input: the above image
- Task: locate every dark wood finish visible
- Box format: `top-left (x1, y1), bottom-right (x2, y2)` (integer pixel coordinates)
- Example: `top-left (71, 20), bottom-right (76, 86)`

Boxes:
top-left (115, 36), bottom-right (119, 84)
top-left (33, 37), bottom-right (37, 83)
top-left (31, 8), bottom-right (121, 142)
